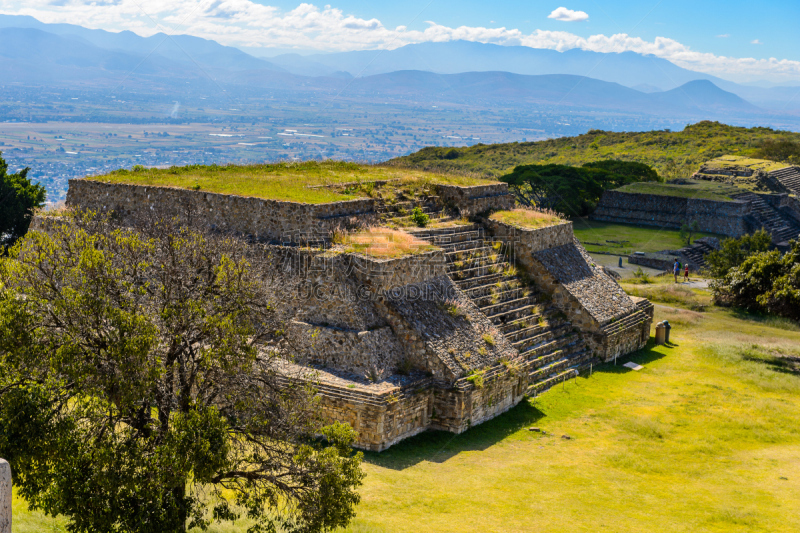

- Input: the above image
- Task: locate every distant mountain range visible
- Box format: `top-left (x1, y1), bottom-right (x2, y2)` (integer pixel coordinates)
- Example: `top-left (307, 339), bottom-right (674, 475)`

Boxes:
top-left (0, 14), bottom-right (796, 121)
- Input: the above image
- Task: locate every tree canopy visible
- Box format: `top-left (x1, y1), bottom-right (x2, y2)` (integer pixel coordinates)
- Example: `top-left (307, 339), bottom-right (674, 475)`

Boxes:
top-left (0, 151), bottom-right (45, 251)
top-left (712, 238), bottom-right (800, 322)
top-left (705, 230), bottom-right (773, 278)
top-left (499, 160), bottom-right (660, 216)
top-left (754, 139), bottom-right (800, 164)
top-left (0, 211), bottom-right (364, 533)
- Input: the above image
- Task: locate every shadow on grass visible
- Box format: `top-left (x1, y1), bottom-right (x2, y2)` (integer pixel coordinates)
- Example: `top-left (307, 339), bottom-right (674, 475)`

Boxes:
top-left (593, 338), bottom-right (669, 375)
top-left (362, 400), bottom-right (545, 471)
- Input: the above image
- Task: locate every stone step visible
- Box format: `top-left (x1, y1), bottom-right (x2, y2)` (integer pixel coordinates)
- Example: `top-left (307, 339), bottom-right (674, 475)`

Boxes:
top-left (454, 272), bottom-right (507, 290)
top-left (472, 287), bottom-right (529, 308)
top-left (520, 335), bottom-right (579, 361)
top-left (499, 312), bottom-right (563, 335)
top-left (410, 224), bottom-right (482, 238)
top-left (447, 253), bottom-right (508, 271)
top-left (479, 296), bottom-right (539, 318)
top-left (512, 323), bottom-right (572, 353)
top-left (529, 357), bottom-right (572, 381)
top-left (422, 230), bottom-right (485, 245)
top-left (504, 322), bottom-right (557, 343)
top-left (450, 262), bottom-right (511, 281)
top-left (527, 367), bottom-right (580, 395)
top-left (461, 278), bottom-right (524, 298)
top-left (487, 303), bottom-right (543, 325)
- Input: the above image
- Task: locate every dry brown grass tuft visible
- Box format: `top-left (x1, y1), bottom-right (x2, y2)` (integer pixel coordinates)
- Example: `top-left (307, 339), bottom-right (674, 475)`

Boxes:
top-left (342, 227), bottom-right (436, 258)
top-left (490, 208), bottom-right (564, 229)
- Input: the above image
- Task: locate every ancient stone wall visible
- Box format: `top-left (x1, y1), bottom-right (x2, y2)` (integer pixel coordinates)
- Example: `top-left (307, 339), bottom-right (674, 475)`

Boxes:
top-left (437, 183), bottom-right (515, 216)
top-left (348, 251), bottom-right (447, 295)
top-left (592, 190), bottom-right (749, 237)
top-left (287, 322), bottom-right (406, 376)
top-left (483, 218), bottom-right (574, 259)
top-left (66, 179), bottom-right (376, 243)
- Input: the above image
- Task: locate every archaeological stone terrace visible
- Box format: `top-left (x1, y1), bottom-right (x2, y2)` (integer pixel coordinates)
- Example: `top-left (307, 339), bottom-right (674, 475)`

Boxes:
top-left (61, 166), bottom-right (653, 451)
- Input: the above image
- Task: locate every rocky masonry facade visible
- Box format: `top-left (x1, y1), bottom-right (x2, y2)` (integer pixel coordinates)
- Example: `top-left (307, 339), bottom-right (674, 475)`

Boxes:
top-left (438, 183), bottom-right (515, 216)
top-left (62, 177), bottom-right (652, 451)
top-left (592, 190), bottom-right (749, 237)
top-left (66, 179), bottom-right (378, 243)
top-left (483, 218), bottom-right (652, 363)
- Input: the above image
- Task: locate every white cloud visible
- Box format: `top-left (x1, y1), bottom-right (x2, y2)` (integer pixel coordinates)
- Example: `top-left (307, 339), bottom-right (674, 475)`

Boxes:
top-left (751, 39), bottom-right (762, 44)
top-left (0, 1), bottom-right (798, 82)
top-left (547, 7), bottom-right (589, 22)
top-left (717, 34), bottom-right (729, 38)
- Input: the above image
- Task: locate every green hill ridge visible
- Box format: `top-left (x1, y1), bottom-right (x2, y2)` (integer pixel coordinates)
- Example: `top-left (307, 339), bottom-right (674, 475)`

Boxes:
top-left (388, 121), bottom-right (800, 179)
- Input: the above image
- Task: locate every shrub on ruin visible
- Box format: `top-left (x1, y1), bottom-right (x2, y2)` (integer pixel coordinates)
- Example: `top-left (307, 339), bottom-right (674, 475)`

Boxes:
top-left (410, 206), bottom-right (430, 227)
top-left (0, 211), bottom-right (364, 533)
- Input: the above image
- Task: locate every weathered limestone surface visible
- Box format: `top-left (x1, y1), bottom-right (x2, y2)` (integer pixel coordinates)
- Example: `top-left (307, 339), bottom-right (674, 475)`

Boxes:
top-left (66, 179), bottom-right (377, 242)
top-left (438, 183), bottom-right (515, 216)
top-left (483, 218), bottom-right (574, 258)
top-left (593, 190), bottom-right (749, 237)
top-left (287, 321), bottom-right (405, 376)
top-left (0, 459), bottom-right (10, 533)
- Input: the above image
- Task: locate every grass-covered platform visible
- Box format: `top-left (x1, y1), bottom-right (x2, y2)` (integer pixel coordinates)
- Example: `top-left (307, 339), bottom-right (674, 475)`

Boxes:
top-left (613, 180), bottom-right (739, 202)
top-left (701, 155), bottom-right (787, 174)
top-left (489, 208), bottom-right (563, 229)
top-left (90, 161), bottom-right (490, 204)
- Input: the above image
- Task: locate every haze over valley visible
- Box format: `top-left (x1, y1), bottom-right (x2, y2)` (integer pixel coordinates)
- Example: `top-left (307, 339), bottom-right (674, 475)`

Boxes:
top-left (2, 13), bottom-right (800, 202)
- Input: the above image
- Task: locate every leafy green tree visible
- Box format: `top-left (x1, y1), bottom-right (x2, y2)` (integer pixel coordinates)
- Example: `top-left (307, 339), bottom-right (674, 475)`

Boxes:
top-left (499, 160), bottom-right (659, 216)
top-left (0, 151), bottom-right (45, 251)
top-left (705, 230), bottom-right (772, 278)
top-left (754, 139), bottom-right (800, 164)
top-left (582, 160), bottom-right (660, 183)
top-left (679, 220), bottom-right (700, 245)
top-left (712, 239), bottom-right (800, 321)
top-left (0, 211), bottom-right (364, 533)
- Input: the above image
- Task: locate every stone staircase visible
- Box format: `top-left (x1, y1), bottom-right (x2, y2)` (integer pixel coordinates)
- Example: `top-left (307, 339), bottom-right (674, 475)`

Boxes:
top-left (377, 197), bottom-right (457, 228)
top-left (732, 191), bottom-right (800, 244)
top-left (410, 224), bottom-right (593, 395)
top-left (770, 166), bottom-right (800, 196)
top-left (673, 238), bottom-right (719, 269)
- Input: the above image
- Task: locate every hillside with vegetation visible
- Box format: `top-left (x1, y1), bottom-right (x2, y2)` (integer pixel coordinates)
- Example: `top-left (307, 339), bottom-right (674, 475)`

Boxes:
top-left (388, 121), bottom-right (800, 179)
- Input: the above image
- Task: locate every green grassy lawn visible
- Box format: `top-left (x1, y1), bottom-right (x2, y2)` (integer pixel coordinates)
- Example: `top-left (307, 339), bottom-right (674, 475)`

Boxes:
top-left (13, 280), bottom-right (800, 533)
top-left (614, 180), bottom-right (737, 201)
top-left (572, 219), bottom-right (720, 255)
top-left (90, 161), bottom-right (490, 204)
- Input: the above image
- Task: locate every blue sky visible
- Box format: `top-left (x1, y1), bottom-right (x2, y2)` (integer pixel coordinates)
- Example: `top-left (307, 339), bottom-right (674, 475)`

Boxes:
top-left (2, 1), bottom-right (799, 83)
top-left (252, 0), bottom-right (800, 62)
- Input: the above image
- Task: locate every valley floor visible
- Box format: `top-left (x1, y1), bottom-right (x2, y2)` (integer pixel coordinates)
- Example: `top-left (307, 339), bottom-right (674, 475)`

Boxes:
top-left (12, 280), bottom-right (800, 533)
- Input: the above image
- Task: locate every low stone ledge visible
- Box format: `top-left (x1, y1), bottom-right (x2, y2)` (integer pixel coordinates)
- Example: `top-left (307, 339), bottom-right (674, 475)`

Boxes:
top-left (437, 183), bottom-right (515, 216)
top-left (484, 217), bottom-right (573, 258)
top-left (348, 249), bottom-right (447, 295)
top-left (286, 321), bottom-right (405, 376)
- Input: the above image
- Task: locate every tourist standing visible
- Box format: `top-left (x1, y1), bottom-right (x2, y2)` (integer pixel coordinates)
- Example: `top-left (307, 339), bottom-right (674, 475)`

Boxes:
top-left (673, 259), bottom-right (680, 283)
top-left (684, 263), bottom-right (690, 282)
